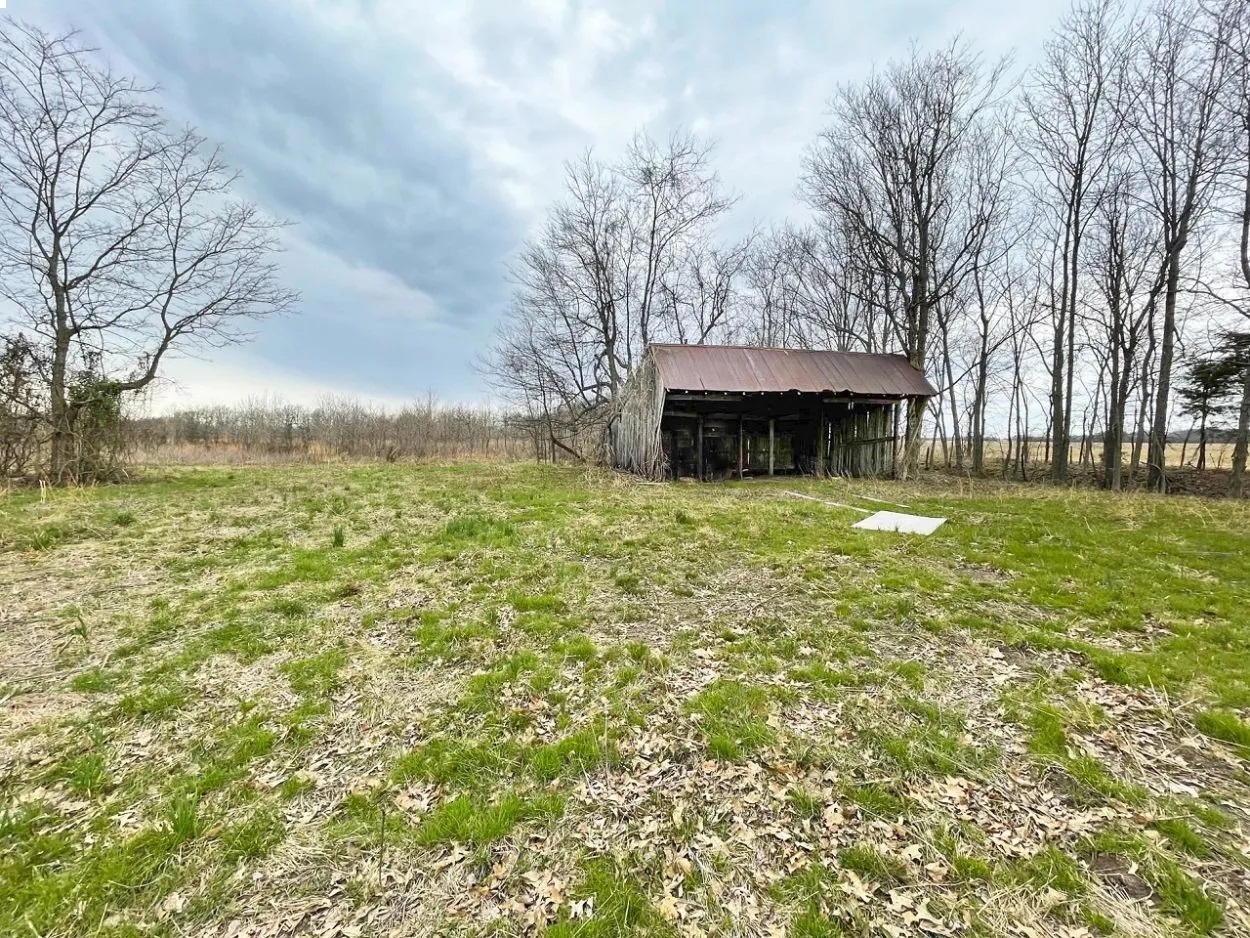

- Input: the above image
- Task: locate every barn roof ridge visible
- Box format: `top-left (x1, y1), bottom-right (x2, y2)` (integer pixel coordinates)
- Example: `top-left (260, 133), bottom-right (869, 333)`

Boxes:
top-left (646, 341), bottom-right (910, 358)
top-left (646, 343), bottom-right (936, 398)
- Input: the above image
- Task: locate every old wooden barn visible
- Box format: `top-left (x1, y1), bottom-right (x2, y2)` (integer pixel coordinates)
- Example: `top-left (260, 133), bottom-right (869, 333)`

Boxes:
top-left (610, 344), bottom-right (936, 480)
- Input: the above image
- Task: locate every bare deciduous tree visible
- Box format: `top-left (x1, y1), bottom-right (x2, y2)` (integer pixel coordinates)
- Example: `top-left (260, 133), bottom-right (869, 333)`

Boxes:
top-left (0, 22), bottom-right (297, 482)
top-left (1210, 0), bottom-right (1250, 493)
top-left (1124, 0), bottom-right (1236, 490)
top-left (622, 132), bottom-right (735, 350)
top-left (1019, 0), bottom-right (1130, 483)
top-left (1083, 172), bottom-right (1158, 488)
top-left (804, 40), bottom-right (1010, 477)
top-left (486, 132), bottom-right (736, 458)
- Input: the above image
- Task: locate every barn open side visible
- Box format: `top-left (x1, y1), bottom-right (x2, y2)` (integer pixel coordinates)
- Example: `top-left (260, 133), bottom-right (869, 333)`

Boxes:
top-left (610, 344), bottom-right (936, 481)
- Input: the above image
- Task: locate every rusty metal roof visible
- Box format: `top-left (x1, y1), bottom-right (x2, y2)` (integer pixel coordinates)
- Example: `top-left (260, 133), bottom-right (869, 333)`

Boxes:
top-left (650, 344), bottom-right (937, 397)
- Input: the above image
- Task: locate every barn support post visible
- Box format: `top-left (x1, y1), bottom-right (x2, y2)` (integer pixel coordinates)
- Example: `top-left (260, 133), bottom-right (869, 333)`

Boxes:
top-left (697, 415), bottom-right (705, 482)
top-left (857, 409), bottom-right (865, 475)
top-left (817, 405), bottom-right (826, 477)
top-left (737, 415), bottom-right (744, 480)
top-left (878, 406), bottom-right (887, 475)
top-left (831, 413), bottom-right (840, 476)
top-left (883, 406), bottom-right (890, 475)
top-left (768, 418), bottom-right (775, 476)
top-left (869, 407), bottom-right (878, 475)
top-left (877, 406), bottom-right (886, 475)
top-left (865, 408), bottom-right (873, 475)
top-left (891, 402), bottom-right (901, 479)
top-left (884, 405), bottom-right (892, 475)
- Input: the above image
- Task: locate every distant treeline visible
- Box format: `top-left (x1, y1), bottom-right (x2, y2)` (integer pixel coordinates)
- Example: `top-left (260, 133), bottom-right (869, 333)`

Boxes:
top-left (128, 397), bottom-right (532, 464)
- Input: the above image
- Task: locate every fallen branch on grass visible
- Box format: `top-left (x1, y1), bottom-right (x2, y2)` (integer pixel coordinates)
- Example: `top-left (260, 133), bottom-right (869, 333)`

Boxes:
top-left (783, 490), bottom-right (872, 513)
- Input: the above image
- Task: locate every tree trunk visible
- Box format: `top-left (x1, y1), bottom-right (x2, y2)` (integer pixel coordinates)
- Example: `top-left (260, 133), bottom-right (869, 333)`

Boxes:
top-left (1051, 210), bottom-right (1076, 484)
top-left (48, 286), bottom-right (73, 484)
top-left (972, 318), bottom-right (990, 475)
top-left (1082, 404), bottom-right (1098, 469)
top-left (1104, 418), bottom-right (1123, 491)
top-left (1197, 412), bottom-right (1208, 471)
top-left (1050, 307), bottom-right (1067, 482)
top-left (1019, 404), bottom-right (1031, 481)
top-left (900, 396), bottom-right (926, 481)
top-left (1063, 257), bottom-right (1079, 477)
top-left (1147, 253), bottom-right (1181, 491)
top-left (943, 348), bottom-right (963, 469)
top-left (1104, 345), bottom-right (1122, 489)
top-left (1130, 408), bottom-right (1146, 477)
top-left (1231, 364), bottom-right (1250, 497)
top-left (1106, 359), bottom-right (1135, 492)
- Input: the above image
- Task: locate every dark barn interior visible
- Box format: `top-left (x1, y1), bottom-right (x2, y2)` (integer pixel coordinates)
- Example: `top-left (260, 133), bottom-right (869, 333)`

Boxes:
top-left (610, 345), bottom-right (936, 481)
top-left (662, 392), bottom-right (900, 479)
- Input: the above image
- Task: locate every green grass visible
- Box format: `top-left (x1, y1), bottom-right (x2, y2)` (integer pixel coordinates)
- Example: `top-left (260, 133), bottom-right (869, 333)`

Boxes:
top-left (686, 680), bottom-right (775, 760)
top-left (2, 462), bottom-right (1247, 937)
top-left (1194, 709), bottom-right (1250, 751)
top-left (865, 698), bottom-right (996, 778)
top-left (547, 857), bottom-right (672, 937)
top-left (843, 782), bottom-right (911, 820)
top-left (434, 515), bottom-right (518, 552)
top-left (414, 792), bottom-right (564, 846)
top-left (527, 727), bottom-right (617, 781)
top-left (0, 807), bottom-right (207, 936)
top-left (106, 508), bottom-right (138, 528)
top-left (410, 609), bottom-right (498, 663)
top-left (280, 647), bottom-right (347, 697)
top-left (165, 793), bottom-right (204, 841)
top-left (791, 908), bottom-right (845, 937)
top-left (1008, 845), bottom-right (1086, 895)
top-left (70, 667), bottom-right (122, 693)
top-left (54, 753), bottom-right (110, 795)
top-left (394, 727), bottom-right (616, 790)
top-left (1002, 683), bottom-right (1149, 805)
top-left (770, 865), bottom-right (847, 937)
top-left (1150, 817), bottom-right (1211, 859)
top-left (220, 805), bottom-right (285, 861)
top-left (839, 843), bottom-right (906, 884)
top-left (392, 736), bottom-right (520, 788)
top-left (114, 681), bottom-right (190, 720)
top-left (1082, 830), bottom-right (1225, 933)
top-left (789, 661), bottom-right (862, 692)
top-left (1149, 857), bottom-right (1225, 932)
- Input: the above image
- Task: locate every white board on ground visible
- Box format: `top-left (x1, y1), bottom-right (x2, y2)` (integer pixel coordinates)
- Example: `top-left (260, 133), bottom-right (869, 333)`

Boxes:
top-left (852, 510), bottom-right (946, 535)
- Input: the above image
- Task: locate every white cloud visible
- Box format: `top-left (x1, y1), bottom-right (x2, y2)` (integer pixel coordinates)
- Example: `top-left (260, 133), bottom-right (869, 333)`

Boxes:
top-left (325, 0), bottom-right (666, 221)
top-left (305, 0), bottom-right (1072, 244)
top-left (282, 234), bottom-right (441, 324)
top-left (140, 352), bottom-right (407, 412)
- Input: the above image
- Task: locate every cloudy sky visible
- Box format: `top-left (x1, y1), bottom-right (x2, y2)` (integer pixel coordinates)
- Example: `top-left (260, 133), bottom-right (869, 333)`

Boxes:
top-left (26, 0), bottom-right (1070, 410)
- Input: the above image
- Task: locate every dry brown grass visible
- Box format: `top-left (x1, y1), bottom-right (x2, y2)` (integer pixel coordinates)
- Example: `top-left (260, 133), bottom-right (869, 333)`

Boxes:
top-left (963, 439), bottom-right (1238, 469)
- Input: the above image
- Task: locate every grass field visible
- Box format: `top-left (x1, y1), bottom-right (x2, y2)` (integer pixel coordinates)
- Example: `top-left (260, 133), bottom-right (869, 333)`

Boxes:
top-left (2, 463), bottom-right (1249, 938)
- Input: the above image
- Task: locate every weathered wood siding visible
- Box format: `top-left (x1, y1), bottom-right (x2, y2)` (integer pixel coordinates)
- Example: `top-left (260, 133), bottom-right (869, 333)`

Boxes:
top-left (610, 354), bottom-right (666, 478)
top-left (823, 404), bottom-right (895, 477)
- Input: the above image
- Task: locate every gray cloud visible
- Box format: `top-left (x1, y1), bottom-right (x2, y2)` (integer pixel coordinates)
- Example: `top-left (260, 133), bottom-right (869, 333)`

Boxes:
top-left (22, 0), bottom-right (1069, 405)
top-left (49, 0), bottom-right (518, 319)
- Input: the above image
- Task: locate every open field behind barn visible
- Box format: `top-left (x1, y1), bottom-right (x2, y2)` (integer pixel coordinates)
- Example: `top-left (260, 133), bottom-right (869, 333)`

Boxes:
top-left (2, 464), bottom-right (1249, 938)
top-left (966, 442), bottom-right (1240, 472)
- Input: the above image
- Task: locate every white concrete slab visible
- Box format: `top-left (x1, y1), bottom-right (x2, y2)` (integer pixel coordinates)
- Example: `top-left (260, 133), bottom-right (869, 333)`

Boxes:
top-left (852, 510), bottom-right (946, 535)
